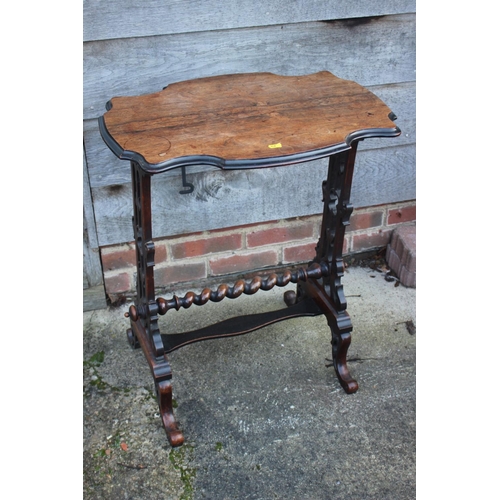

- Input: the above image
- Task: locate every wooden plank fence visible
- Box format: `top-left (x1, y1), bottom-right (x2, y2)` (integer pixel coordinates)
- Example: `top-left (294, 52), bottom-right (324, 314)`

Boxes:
top-left (83, 1), bottom-right (416, 309)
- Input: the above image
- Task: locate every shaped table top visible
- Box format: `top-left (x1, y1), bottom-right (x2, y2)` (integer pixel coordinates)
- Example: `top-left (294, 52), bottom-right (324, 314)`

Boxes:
top-left (99, 71), bottom-right (400, 173)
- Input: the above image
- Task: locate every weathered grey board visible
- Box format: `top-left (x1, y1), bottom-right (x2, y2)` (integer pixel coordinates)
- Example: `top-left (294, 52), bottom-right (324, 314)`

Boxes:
top-left (84, 210), bottom-right (107, 309)
top-left (84, 0), bottom-right (416, 42)
top-left (84, 146), bottom-right (107, 309)
top-left (84, 147), bottom-right (103, 286)
top-left (83, 147), bottom-right (100, 253)
top-left (352, 144), bottom-right (416, 207)
top-left (83, 286), bottom-right (108, 311)
top-left (83, 210), bottom-right (103, 286)
top-left (92, 144), bottom-right (415, 247)
top-left (84, 14), bottom-right (416, 120)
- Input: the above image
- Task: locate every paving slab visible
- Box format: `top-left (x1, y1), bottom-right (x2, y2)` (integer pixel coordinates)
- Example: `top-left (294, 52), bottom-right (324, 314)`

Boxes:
top-left (83, 265), bottom-right (416, 499)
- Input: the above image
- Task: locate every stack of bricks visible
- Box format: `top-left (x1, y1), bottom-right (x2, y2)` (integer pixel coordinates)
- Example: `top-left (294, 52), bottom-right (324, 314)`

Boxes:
top-left (101, 200), bottom-right (416, 304)
top-left (386, 224), bottom-right (416, 288)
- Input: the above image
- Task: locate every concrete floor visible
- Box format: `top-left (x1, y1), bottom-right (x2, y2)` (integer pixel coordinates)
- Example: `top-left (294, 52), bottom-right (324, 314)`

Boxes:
top-left (83, 265), bottom-right (416, 499)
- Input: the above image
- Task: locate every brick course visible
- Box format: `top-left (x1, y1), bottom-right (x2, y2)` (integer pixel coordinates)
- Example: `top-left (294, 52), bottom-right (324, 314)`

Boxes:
top-left (100, 200), bottom-right (416, 301)
top-left (209, 250), bottom-right (279, 276)
top-left (105, 273), bottom-right (132, 303)
top-left (351, 229), bottom-right (393, 253)
top-left (155, 261), bottom-right (207, 287)
top-left (171, 233), bottom-right (242, 259)
top-left (347, 209), bottom-right (384, 232)
top-left (388, 204), bottom-right (416, 225)
top-left (101, 246), bottom-right (136, 271)
top-left (247, 222), bottom-right (314, 248)
top-left (101, 243), bottom-right (168, 270)
top-left (283, 242), bottom-right (317, 264)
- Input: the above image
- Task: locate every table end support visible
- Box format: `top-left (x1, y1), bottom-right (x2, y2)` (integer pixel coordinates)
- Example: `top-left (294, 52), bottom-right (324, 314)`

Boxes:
top-left (126, 328), bottom-right (140, 349)
top-left (329, 328), bottom-right (359, 394)
top-left (130, 319), bottom-right (185, 447)
top-left (156, 380), bottom-right (185, 447)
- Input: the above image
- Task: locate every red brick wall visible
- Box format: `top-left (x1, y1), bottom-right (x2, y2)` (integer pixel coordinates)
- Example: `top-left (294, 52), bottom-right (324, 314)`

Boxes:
top-left (101, 200), bottom-right (416, 303)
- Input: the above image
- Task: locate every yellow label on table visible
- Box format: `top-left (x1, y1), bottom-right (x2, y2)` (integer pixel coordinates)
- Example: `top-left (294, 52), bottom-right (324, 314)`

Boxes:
top-left (268, 142), bottom-right (282, 149)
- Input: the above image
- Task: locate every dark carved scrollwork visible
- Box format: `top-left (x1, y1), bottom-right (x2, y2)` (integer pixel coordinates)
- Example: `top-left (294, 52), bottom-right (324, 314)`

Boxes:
top-left (313, 145), bottom-right (358, 311)
top-left (306, 144), bottom-right (360, 393)
top-left (130, 161), bottom-right (163, 359)
top-left (155, 380), bottom-right (184, 447)
top-left (330, 332), bottom-right (359, 393)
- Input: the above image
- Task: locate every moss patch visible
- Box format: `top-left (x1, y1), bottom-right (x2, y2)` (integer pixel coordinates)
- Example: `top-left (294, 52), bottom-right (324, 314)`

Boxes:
top-left (169, 445), bottom-right (197, 500)
top-left (83, 351), bottom-right (131, 394)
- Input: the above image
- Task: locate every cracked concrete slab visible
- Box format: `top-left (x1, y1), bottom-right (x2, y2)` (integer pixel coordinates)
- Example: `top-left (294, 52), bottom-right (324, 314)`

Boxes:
top-left (83, 265), bottom-right (416, 499)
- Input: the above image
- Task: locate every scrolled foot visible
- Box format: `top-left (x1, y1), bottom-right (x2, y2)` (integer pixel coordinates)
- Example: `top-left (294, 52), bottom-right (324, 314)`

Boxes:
top-left (156, 380), bottom-right (184, 447)
top-left (335, 366), bottom-right (359, 394)
top-left (331, 332), bottom-right (359, 394)
top-left (126, 328), bottom-right (140, 349)
top-left (283, 290), bottom-right (297, 307)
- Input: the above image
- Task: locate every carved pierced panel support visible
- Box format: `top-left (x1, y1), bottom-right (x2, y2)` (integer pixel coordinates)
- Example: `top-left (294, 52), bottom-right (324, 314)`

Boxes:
top-left (310, 143), bottom-right (359, 393)
top-left (131, 161), bottom-right (164, 359)
top-left (314, 143), bottom-right (358, 313)
top-left (129, 161), bottom-right (183, 446)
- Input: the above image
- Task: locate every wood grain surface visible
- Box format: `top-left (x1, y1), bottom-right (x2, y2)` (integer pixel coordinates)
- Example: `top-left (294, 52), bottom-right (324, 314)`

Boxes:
top-left (100, 72), bottom-right (399, 171)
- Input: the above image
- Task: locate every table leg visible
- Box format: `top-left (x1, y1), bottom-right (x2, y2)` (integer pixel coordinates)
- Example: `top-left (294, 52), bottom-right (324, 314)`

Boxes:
top-left (318, 144), bottom-right (359, 393)
top-left (288, 144), bottom-right (360, 393)
top-left (128, 161), bottom-right (184, 446)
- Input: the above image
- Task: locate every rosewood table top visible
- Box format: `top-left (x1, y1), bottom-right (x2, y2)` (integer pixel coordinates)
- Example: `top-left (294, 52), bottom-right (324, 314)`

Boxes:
top-left (99, 71), bottom-right (400, 173)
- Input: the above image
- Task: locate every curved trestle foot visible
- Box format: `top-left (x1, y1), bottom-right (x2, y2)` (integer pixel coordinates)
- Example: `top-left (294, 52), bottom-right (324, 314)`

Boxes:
top-left (283, 290), bottom-right (297, 306)
top-left (331, 332), bottom-right (359, 394)
top-left (126, 328), bottom-right (140, 349)
top-left (156, 380), bottom-right (184, 447)
top-left (284, 280), bottom-right (309, 307)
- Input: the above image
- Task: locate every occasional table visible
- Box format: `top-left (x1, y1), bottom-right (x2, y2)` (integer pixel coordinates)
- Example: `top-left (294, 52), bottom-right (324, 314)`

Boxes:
top-left (99, 71), bottom-right (400, 446)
